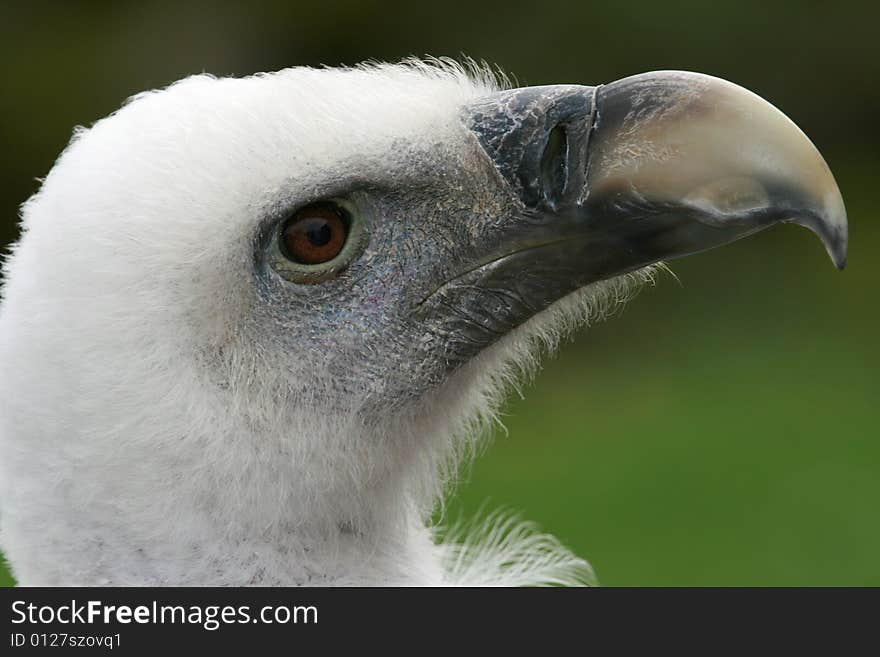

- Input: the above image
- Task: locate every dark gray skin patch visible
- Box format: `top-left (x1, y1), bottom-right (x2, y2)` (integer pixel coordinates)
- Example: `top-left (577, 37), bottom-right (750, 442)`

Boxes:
top-left (240, 132), bottom-right (521, 414)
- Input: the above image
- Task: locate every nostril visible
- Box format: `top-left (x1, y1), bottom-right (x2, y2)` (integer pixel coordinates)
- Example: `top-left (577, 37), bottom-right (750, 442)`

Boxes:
top-left (540, 125), bottom-right (568, 207)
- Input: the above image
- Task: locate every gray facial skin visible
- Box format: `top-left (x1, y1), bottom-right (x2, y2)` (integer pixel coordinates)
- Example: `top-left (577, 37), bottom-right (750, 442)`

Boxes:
top-left (253, 71), bottom-right (846, 415)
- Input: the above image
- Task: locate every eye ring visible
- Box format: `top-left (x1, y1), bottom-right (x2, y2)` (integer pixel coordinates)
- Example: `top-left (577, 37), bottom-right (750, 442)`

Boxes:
top-left (268, 198), bottom-right (367, 285)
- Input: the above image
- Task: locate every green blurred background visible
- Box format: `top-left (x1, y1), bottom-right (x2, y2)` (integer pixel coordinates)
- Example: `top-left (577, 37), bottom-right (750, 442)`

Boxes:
top-left (1, 0), bottom-right (877, 586)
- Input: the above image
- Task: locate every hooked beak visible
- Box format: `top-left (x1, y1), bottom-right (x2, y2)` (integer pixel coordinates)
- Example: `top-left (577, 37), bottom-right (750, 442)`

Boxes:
top-left (586, 71), bottom-right (847, 269)
top-left (466, 71), bottom-right (846, 274)
top-left (415, 71), bottom-right (847, 364)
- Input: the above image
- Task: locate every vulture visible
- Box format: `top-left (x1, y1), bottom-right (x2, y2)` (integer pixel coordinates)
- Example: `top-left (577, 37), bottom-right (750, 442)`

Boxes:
top-left (0, 60), bottom-right (846, 586)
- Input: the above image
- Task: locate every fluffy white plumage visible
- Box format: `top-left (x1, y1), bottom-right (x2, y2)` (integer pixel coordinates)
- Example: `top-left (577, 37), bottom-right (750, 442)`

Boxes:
top-left (0, 60), bottom-right (656, 586)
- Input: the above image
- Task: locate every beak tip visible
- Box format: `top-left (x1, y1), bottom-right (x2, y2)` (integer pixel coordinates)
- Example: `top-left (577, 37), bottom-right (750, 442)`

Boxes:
top-left (823, 189), bottom-right (849, 271)
top-left (824, 209), bottom-right (848, 271)
top-left (823, 227), bottom-right (848, 270)
top-left (794, 199), bottom-right (847, 271)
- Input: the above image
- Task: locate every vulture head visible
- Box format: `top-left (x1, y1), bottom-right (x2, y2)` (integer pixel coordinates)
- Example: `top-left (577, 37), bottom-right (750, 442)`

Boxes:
top-left (0, 61), bottom-right (846, 585)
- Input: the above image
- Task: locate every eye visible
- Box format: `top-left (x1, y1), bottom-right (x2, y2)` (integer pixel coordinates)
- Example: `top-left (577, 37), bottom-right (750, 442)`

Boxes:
top-left (268, 199), bottom-right (367, 285)
top-left (280, 203), bottom-right (348, 265)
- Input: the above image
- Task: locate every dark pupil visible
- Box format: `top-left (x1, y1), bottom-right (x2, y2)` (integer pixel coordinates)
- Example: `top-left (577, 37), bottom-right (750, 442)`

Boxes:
top-left (305, 219), bottom-right (332, 246)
